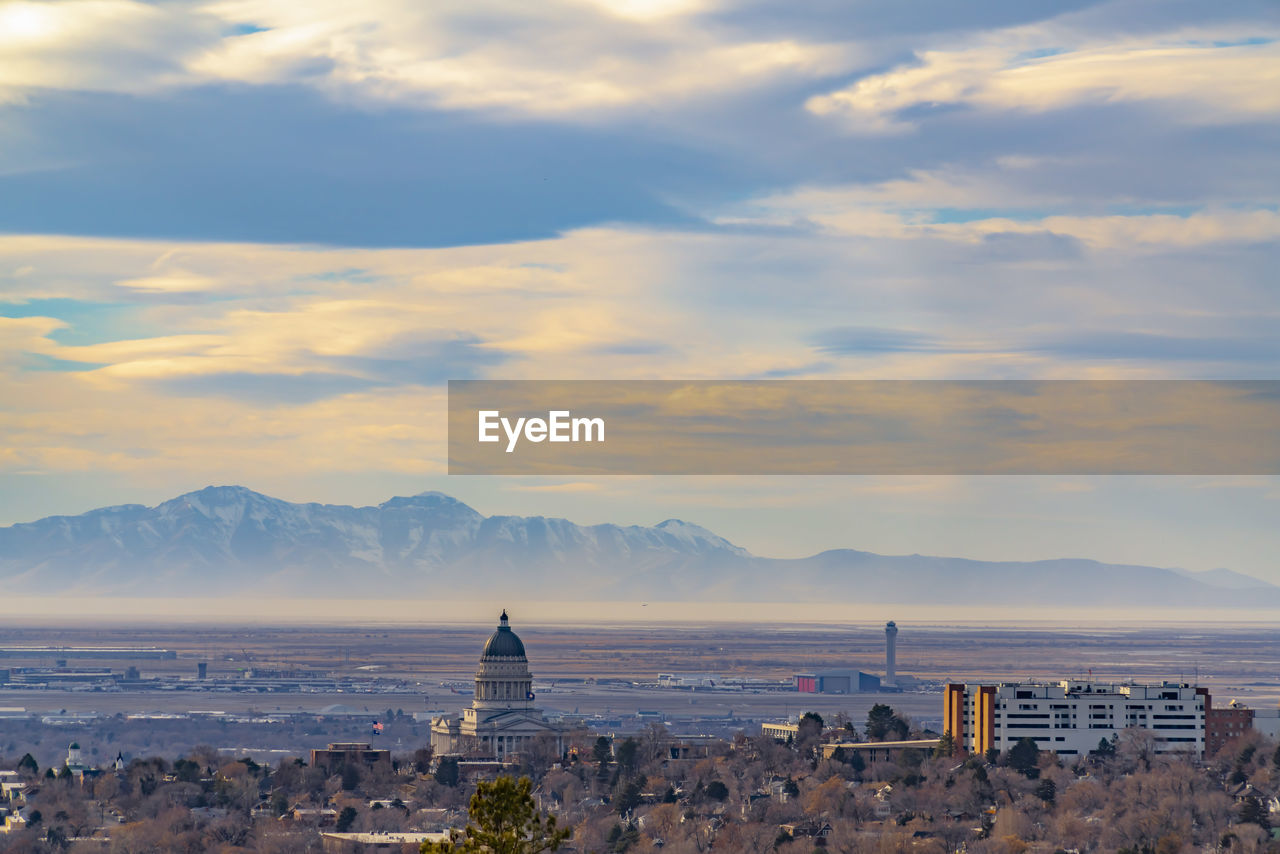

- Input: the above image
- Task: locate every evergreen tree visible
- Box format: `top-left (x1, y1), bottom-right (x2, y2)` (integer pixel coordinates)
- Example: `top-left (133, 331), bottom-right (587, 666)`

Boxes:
top-left (1239, 795), bottom-right (1270, 829)
top-left (593, 736), bottom-right (612, 777)
top-left (1006, 737), bottom-right (1041, 778)
top-left (866, 705), bottom-right (895, 740)
top-left (615, 777), bottom-right (643, 816)
top-left (615, 738), bottom-right (639, 776)
top-left (435, 756), bottom-right (460, 788)
top-left (424, 775), bottom-right (570, 854)
top-left (798, 712), bottom-right (824, 741)
top-left (865, 704), bottom-right (909, 740)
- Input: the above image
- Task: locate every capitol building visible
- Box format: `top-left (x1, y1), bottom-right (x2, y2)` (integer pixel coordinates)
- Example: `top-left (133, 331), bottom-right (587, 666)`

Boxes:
top-left (430, 611), bottom-right (568, 758)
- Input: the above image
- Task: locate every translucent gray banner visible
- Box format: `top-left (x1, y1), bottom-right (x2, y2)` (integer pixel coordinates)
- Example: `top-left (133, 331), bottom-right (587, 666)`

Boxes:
top-left (448, 380), bottom-right (1280, 475)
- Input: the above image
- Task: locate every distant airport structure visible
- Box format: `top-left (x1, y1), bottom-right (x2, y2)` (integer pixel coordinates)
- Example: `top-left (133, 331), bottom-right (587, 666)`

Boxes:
top-left (794, 619), bottom-right (907, 694)
top-left (884, 621), bottom-right (898, 688)
top-left (0, 647), bottom-right (176, 660)
top-left (942, 680), bottom-right (1280, 759)
top-left (795, 670), bottom-right (881, 694)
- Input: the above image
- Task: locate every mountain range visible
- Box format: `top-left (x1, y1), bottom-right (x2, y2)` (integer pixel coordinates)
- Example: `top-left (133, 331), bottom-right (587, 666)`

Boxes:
top-left (1, 485), bottom-right (1275, 607)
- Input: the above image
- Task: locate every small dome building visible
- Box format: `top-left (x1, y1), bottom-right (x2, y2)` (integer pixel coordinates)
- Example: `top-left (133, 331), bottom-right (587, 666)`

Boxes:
top-left (65, 741), bottom-right (88, 778)
top-left (430, 611), bottom-right (567, 758)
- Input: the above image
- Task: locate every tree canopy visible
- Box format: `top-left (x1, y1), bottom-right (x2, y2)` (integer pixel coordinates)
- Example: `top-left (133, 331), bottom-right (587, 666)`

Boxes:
top-left (865, 704), bottom-right (910, 741)
top-left (1007, 737), bottom-right (1041, 778)
top-left (435, 756), bottom-right (460, 788)
top-left (424, 775), bottom-right (570, 854)
top-left (1092, 735), bottom-right (1118, 759)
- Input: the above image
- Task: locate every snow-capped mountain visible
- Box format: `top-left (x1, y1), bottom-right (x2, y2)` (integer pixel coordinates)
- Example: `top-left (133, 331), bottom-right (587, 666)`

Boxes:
top-left (0, 486), bottom-right (747, 597)
top-left (1, 485), bottom-right (1276, 607)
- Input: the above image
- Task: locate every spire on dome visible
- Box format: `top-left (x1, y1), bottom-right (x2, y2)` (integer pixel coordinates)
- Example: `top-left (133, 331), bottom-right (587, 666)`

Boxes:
top-left (482, 610), bottom-right (526, 659)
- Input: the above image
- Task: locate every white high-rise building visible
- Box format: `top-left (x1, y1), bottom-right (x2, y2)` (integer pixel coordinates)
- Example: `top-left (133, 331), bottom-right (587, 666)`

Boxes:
top-left (945, 680), bottom-right (1206, 757)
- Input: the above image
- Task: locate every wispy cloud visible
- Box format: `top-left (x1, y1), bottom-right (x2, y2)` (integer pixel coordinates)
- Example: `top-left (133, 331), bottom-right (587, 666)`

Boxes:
top-left (0, 0), bottom-right (854, 117)
top-left (811, 327), bottom-right (941, 355)
top-left (808, 30), bottom-right (1280, 133)
top-left (149, 370), bottom-right (386, 405)
top-left (0, 0), bottom-right (211, 101)
top-left (504, 482), bottom-right (603, 493)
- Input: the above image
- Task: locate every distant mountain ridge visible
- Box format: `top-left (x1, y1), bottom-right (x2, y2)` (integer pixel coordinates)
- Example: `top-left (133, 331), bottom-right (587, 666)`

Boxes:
top-left (0, 485), bottom-right (1275, 607)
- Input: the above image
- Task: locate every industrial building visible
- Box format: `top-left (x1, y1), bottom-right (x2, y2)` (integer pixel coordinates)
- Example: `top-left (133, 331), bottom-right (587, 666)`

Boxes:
top-left (795, 670), bottom-right (881, 694)
top-left (945, 680), bottom-right (1210, 757)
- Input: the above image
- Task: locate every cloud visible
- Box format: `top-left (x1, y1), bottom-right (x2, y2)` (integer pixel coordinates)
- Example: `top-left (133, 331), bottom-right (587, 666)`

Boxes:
top-left (316, 334), bottom-right (510, 385)
top-left (807, 326), bottom-right (1280, 371)
top-left (187, 0), bottom-right (853, 118)
top-left (726, 169), bottom-right (1280, 251)
top-left (115, 271), bottom-right (220, 293)
top-left (0, 314), bottom-right (63, 365)
top-left (808, 31), bottom-right (1280, 133)
top-left (4, 4), bottom-right (1277, 252)
top-left (0, 0), bottom-right (216, 102)
top-left (148, 370), bottom-right (385, 404)
top-left (3, 223), bottom-right (1276, 405)
top-left (0, 0), bottom-right (855, 119)
top-left (1031, 331), bottom-right (1280, 363)
top-left (0, 87), bottom-right (732, 246)
top-left (504, 481), bottom-right (602, 493)
top-left (811, 326), bottom-right (940, 354)
top-left (591, 340), bottom-right (674, 356)
top-left (1015, 210), bottom-right (1280, 249)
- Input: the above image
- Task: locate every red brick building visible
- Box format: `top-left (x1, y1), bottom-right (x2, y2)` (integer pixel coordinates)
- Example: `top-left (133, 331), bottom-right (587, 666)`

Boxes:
top-left (309, 742), bottom-right (391, 774)
top-left (1205, 699), bottom-right (1255, 757)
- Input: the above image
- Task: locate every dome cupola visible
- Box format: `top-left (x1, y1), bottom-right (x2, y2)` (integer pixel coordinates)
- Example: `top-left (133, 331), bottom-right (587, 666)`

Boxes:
top-left (472, 610), bottom-right (534, 712)
top-left (481, 609), bottom-right (527, 660)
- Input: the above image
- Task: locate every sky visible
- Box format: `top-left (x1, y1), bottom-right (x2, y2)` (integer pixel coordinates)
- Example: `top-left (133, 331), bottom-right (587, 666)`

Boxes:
top-left (1, 0), bottom-right (1279, 581)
